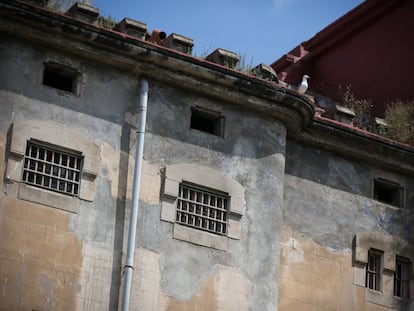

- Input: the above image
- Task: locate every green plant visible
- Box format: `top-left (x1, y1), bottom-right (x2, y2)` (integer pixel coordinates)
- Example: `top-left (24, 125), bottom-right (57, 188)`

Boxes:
top-left (97, 15), bottom-right (117, 29)
top-left (235, 53), bottom-right (253, 73)
top-left (383, 100), bottom-right (414, 145)
top-left (342, 85), bottom-right (372, 118)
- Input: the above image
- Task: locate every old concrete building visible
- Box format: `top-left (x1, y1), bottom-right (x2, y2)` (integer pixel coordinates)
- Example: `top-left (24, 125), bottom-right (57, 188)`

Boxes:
top-left (0, 1), bottom-right (413, 311)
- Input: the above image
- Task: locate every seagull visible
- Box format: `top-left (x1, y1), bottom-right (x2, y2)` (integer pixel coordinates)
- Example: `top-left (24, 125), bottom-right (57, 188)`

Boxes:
top-left (297, 74), bottom-right (310, 94)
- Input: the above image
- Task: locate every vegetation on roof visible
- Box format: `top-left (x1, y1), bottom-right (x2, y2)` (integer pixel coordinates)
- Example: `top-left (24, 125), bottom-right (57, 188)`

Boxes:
top-left (97, 15), bottom-right (117, 29)
top-left (341, 86), bottom-right (414, 146)
top-left (383, 101), bottom-right (414, 146)
top-left (342, 85), bottom-right (372, 119)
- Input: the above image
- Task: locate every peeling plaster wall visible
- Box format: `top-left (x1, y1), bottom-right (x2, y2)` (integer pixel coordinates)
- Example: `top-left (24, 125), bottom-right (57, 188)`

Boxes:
top-left (0, 33), bottom-right (289, 310)
top-left (128, 82), bottom-right (288, 311)
top-left (6, 5), bottom-right (412, 310)
top-left (0, 196), bottom-right (83, 310)
top-left (280, 140), bottom-right (414, 310)
top-left (0, 36), bottom-right (138, 310)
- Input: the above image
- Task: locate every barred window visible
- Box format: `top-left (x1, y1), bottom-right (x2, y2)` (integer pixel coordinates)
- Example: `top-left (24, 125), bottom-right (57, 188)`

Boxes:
top-left (22, 141), bottom-right (83, 196)
top-left (176, 183), bottom-right (229, 235)
top-left (394, 256), bottom-right (410, 298)
top-left (366, 249), bottom-right (383, 291)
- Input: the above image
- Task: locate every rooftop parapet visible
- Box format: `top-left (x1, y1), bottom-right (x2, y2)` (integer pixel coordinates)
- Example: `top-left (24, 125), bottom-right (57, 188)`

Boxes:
top-left (114, 18), bottom-right (147, 40)
top-left (206, 48), bottom-right (240, 69)
top-left (251, 63), bottom-right (278, 82)
top-left (161, 33), bottom-right (194, 55)
top-left (66, 2), bottom-right (99, 25)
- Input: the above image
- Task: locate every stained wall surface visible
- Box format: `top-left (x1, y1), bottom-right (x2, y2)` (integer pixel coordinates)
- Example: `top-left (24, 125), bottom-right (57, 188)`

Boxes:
top-left (280, 140), bottom-right (414, 310)
top-left (0, 32), bottom-right (288, 310)
top-left (1, 2), bottom-right (413, 311)
top-left (0, 34), bottom-right (138, 310)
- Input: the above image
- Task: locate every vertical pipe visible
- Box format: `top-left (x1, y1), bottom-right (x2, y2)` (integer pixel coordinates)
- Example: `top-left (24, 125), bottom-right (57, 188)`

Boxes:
top-left (121, 79), bottom-right (148, 311)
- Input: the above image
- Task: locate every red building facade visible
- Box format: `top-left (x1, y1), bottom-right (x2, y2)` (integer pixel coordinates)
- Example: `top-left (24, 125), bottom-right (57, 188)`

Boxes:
top-left (271, 0), bottom-right (414, 117)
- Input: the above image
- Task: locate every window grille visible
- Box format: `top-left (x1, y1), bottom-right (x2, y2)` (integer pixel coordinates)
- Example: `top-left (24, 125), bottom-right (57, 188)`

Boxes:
top-left (366, 250), bottom-right (382, 291)
top-left (176, 183), bottom-right (229, 235)
top-left (394, 256), bottom-right (410, 298)
top-left (22, 141), bottom-right (82, 196)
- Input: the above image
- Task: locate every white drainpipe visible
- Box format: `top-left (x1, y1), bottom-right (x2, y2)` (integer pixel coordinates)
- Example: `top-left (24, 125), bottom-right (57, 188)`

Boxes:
top-left (121, 79), bottom-right (149, 311)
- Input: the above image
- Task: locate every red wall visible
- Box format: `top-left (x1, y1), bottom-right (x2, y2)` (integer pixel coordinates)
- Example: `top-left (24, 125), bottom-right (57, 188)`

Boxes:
top-left (274, 0), bottom-right (414, 117)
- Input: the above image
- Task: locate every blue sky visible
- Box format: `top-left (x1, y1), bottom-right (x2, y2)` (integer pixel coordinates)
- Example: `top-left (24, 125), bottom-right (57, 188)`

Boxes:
top-left (93, 0), bottom-right (364, 65)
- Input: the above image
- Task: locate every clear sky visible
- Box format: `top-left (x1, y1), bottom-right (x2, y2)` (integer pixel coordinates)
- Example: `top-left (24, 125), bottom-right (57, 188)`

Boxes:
top-left (93, 0), bottom-right (364, 66)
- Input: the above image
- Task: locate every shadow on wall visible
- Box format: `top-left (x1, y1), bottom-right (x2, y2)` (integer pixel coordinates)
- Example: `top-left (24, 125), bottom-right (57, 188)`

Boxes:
top-left (285, 140), bottom-right (413, 207)
top-left (145, 83), bottom-right (287, 160)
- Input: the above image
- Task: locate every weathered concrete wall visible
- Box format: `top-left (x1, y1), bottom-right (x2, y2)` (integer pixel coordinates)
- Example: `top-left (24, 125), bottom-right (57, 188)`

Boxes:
top-left (5, 4), bottom-right (412, 311)
top-left (127, 81), bottom-right (288, 310)
top-left (0, 189), bottom-right (83, 310)
top-left (280, 140), bottom-right (414, 310)
top-left (0, 36), bottom-right (138, 310)
top-left (0, 32), bottom-right (290, 310)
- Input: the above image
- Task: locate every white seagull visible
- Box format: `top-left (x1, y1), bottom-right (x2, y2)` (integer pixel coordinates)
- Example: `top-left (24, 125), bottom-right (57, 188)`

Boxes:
top-left (297, 74), bottom-right (310, 94)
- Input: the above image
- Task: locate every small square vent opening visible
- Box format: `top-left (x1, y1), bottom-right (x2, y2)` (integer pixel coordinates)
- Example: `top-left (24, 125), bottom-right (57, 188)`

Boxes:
top-left (43, 62), bottom-right (80, 95)
top-left (374, 179), bottom-right (403, 208)
top-left (190, 107), bottom-right (225, 137)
